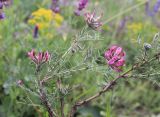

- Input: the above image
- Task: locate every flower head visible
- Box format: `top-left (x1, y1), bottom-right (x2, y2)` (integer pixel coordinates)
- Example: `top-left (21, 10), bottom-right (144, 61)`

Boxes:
top-left (28, 8), bottom-right (64, 29)
top-left (28, 49), bottom-right (50, 65)
top-left (78, 0), bottom-right (88, 11)
top-left (84, 10), bottom-right (103, 30)
top-left (104, 45), bottom-right (126, 72)
top-left (74, 0), bottom-right (88, 16)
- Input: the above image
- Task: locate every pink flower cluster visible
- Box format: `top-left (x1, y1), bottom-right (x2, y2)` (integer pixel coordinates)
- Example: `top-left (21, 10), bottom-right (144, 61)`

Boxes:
top-left (104, 46), bottom-right (126, 72)
top-left (84, 10), bottom-right (103, 30)
top-left (28, 49), bottom-right (50, 65)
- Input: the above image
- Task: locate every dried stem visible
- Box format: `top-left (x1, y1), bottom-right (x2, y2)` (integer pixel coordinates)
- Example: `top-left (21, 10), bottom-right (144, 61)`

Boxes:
top-left (39, 81), bottom-right (57, 117)
top-left (68, 52), bottom-right (160, 117)
top-left (56, 79), bottom-right (65, 117)
top-left (60, 97), bottom-right (65, 117)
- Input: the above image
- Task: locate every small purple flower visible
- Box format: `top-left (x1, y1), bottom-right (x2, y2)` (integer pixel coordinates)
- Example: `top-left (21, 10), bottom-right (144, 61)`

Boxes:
top-left (51, 0), bottom-right (60, 13)
top-left (75, 0), bottom-right (88, 16)
top-left (153, 0), bottom-right (160, 13)
top-left (78, 0), bottom-right (88, 11)
top-left (0, 12), bottom-right (5, 20)
top-left (145, 0), bottom-right (160, 17)
top-left (33, 24), bottom-right (39, 38)
top-left (0, 0), bottom-right (12, 20)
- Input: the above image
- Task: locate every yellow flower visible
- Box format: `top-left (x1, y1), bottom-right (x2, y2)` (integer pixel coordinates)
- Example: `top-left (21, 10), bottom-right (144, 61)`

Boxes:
top-left (127, 22), bottom-right (143, 33)
top-left (28, 8), bottom-right (64, 29)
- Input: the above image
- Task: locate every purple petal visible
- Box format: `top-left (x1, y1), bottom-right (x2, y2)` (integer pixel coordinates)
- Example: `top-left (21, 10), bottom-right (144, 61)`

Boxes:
top-left (115, 58), bottom-right (125, 66)
top-left (108, 56), bottom-right (118, 65)
top-left (115, 47), bottom-right (122, 55)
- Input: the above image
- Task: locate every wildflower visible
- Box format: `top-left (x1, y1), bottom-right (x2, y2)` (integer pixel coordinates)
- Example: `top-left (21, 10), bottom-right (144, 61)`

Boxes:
top-left (74, 0), bottom-right (88, 16)
top-left (104, 45), bottom-right (126, 72)
top-left (127, 23), bottom-right (142, 33)
top-left (0, 12), bottom-right (5, 20)
top-left (28, 8), bottom-right (63, 29)
top-left (33, 24), bottom-right (39, 38)
top-left (78, 0), bottom-right (88, 11)
top-left (84, 10), bottom-right (103, 30)
top-left (0, 0), bottom-right (12, 20)
top-left (28, 49), bottom-right (50, 65)
top-left (153, 0), bottom-right (160, 13)
top-left (51, 0), bottom-right (60, 13)
top-left (145, 0), bottom-right (160, 16)
top-left (0, 2), bottom-right (3, 9)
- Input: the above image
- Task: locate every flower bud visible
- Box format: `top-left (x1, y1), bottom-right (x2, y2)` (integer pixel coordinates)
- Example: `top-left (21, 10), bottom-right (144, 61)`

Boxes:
top-left (17, 80), bottom-right (23, 86)
top-left (144, 43), bottom-right (152, 51)
top-left (84, 10), bottom-right (103, 30)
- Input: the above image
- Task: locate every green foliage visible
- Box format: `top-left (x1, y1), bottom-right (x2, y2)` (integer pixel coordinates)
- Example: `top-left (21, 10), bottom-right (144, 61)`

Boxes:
top-left (0, 0), bottom-right (160, 117)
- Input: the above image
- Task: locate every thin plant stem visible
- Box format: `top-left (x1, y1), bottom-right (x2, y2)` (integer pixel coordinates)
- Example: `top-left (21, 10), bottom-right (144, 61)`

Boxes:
top-left (103, 0), bottom-right (148, 25)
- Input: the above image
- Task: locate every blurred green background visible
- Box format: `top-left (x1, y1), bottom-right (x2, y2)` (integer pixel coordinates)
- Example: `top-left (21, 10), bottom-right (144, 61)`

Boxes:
top-left (0, 0), bottom-right (160, 117)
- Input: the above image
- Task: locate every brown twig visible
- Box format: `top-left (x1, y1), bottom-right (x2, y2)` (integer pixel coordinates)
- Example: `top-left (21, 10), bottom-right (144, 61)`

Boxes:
top-left (68, 52), bottom-right (160, 117)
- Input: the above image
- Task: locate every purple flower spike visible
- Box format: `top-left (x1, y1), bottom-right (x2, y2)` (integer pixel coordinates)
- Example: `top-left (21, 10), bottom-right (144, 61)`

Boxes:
top-left (78, 0), bottom-right (88, 11)
top-left (145, 0), bottom-right (160, 17)
top-left (153, 0), bottom-right (160, 13)
top-left (51, 0), bottom-right (60, 13)
top-left (33, 25), bottom-right (39, 38)
top-left (74, 0), bottom-right (88, 16)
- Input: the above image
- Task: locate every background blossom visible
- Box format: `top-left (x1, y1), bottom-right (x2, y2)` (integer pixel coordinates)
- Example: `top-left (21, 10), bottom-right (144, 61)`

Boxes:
top-left (28, 8), bottom-right (64, 29)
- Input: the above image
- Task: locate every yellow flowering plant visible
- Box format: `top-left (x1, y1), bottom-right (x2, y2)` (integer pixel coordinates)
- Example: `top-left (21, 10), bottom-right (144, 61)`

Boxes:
top-left (28, 8), bottom-right (64, 38)
top-left (127, 22), bottom-right (159, 43)
top-left (127, 22), bottom-right (143, 34)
